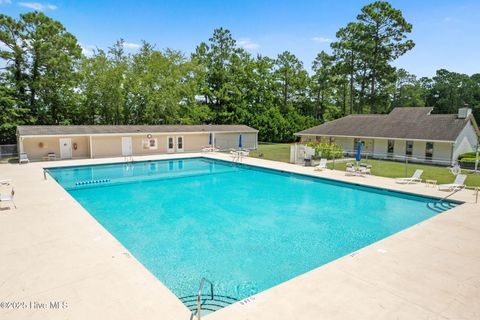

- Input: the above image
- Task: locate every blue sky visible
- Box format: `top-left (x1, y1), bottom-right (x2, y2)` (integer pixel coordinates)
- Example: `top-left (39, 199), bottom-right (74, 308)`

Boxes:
top-left (1, 0), bottom-right (479, 77)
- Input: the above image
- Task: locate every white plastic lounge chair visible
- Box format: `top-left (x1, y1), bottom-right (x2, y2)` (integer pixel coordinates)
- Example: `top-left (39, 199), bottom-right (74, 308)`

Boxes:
top-left (19, 152), bottom-right (29, 164)
top-left (314, 158), bottom-right (328, 171)
top-left (438, 174), bottom-right (467, 192)
top-left (0, 179), bottom-right (11, 186)
top-left (345, 165), bottom-right (357, 176)
top-left (357, 166), bottom-right (370, 176)
top-left (47, 152), bottom-right (56, 160)
top-left (0, 188), bottom-right (16, 209)
top-left (395, 169), bottom-right (423, 184)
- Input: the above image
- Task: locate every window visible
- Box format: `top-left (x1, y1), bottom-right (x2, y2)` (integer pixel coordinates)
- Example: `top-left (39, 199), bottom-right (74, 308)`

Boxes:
top-left (406, 141), bottom-right (413, 156)
top-left (425, 142), bottom-right (434, 159)
top-left (387, 140), bottom-right (394, 155)
top-left (168, 137), bottom-right (174, 149)
top-left (329, 137), bottom-right (336, 144)
top-left (143, 138), bottom-right (158, 150)
top-left (177, 136), bottom-right (183, 149)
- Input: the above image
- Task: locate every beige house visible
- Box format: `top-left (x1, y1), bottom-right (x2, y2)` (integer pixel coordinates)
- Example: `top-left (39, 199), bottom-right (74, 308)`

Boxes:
top-left (17, 125), bottom-right (258, 161)
top-left (295, 107), bottom-right (479, 165)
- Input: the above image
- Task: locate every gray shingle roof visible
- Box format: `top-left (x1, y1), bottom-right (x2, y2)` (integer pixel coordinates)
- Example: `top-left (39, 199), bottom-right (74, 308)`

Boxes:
top-left (295, 107), bottom-right (477, 142)
top-left (17, 124), bottom-right (258, 136)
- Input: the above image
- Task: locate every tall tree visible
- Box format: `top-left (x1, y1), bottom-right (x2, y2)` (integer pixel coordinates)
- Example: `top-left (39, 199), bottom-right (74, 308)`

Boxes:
top-left (356, 1), bottom-right (414, 112)
top-left (274, 51), bottom-right (309, 114)
top-left (311, 51), bottom-right (334, 120)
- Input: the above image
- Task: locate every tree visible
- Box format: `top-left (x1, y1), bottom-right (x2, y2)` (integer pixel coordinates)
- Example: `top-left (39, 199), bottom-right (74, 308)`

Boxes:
top-left (273, 51), bottom-right (309, 114)
top-left (391, 68), bottom-right (424, 108)
top-left (357, 1), bottom-right (415, 112)
top-left (311, 51), bottom-right (334, 120)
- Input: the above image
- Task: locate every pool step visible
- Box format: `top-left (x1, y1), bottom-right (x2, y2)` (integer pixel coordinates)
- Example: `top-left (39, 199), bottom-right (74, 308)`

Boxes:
top-left (426, 201), bottom-right (456, 213)
top-left (179, 293), bottom-right (239, 314)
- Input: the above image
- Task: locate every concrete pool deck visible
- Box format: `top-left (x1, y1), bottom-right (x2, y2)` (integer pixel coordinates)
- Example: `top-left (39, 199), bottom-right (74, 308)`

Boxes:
top-left (0, 153), bottom-right (479, 320)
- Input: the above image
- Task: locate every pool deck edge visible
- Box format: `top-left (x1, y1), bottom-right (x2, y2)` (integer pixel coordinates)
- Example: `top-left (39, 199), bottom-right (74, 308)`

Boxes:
top-left (0, 153), bottom-right (479, 320)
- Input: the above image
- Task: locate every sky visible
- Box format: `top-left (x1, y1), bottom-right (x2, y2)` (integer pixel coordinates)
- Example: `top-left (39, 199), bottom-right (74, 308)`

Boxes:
top-left (1, 0), bottom-right (479, 77)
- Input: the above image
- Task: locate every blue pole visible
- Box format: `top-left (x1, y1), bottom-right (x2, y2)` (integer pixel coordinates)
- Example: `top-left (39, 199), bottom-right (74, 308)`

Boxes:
top-left (239, 134), bottom-right (243, 149)
top-left (209, 132), bottom-right (213, 145)
top-left (356, 141), bottom-right (362, 162)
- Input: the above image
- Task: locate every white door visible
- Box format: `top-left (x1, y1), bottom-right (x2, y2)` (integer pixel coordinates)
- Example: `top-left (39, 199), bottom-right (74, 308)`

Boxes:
top-left (59, 138), bottom-right (72, 159)
top-left (176, 136), bottom-right (184, 152)
top-left (121, 137), bottom-right (132, 156)
top-left (167, 136), bottom-right (175, 153)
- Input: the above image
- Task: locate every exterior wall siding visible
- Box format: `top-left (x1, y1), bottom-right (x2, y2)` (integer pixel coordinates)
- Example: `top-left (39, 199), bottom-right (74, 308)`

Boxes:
top-left (373, 139), bottom-right (388, 157)
top-left (433, 142), bottom-right (453, 163)
top-left (334, 137), bottom-right (354, 152)
top-left (21, 131), bottom-right (257, 160)
top-left (91, 136), bottom-right (122, 158)
top-left (393, 140), bottom-right (406, 157)
top-left (453, 121), bottom-right (478, 161)
top-left (412, 141), bottom-right (426, 160)
top-left (22, 136), bottom-right (89, 160)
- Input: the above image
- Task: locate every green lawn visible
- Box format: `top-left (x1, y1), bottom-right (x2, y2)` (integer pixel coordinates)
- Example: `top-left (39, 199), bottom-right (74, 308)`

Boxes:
top-left (248, 144), bottom-right (480, 187)
top-left (250, 143), bottom-right (292, 163)
top-left (327, 159), bottom-right (480, 187)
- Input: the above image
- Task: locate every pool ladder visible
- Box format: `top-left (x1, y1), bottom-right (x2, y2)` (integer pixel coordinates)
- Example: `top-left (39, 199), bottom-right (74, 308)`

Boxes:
top-left (179, 278), bottom-right (239, 320)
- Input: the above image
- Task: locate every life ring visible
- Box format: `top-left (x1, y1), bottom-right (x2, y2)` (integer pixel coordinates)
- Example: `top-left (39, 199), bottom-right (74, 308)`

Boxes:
top-left (73, 142), bottom-right (78, 150)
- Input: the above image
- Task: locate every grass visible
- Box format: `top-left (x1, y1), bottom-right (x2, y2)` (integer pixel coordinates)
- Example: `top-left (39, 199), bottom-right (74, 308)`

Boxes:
top-left (248, 144), bottom-right (480, 187)
top-left (250, 143), bottom-right (292, 163)
top-left (327, 159), bottom-right (480, 187)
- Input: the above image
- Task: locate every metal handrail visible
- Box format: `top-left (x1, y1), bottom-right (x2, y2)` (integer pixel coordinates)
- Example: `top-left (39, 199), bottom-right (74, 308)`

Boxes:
top-left (439, 187), bottom-right (464, 202)
top-left (195, 277), bottom-right (213, 320)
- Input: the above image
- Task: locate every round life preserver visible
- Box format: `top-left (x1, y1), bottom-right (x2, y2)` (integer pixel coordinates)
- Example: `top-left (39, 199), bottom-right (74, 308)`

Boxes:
top-left (73, 142), bottom-right (78, 150)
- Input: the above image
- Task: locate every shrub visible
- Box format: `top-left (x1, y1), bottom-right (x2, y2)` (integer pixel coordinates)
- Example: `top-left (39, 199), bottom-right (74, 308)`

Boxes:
top-left (458, 152), bottom-right (478, 160)
top-left (305, 142), bottom-right (343, 159)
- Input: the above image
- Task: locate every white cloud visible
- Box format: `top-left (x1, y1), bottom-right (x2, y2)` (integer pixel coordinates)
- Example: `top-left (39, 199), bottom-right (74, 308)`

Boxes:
top-left (312, 36), bottom-right (332, 43)
top-left (443, 17), bottom-right (457, 22)
top-left (80, 43), bottom-right (95, 57)
top-left (0, 0), bottom-right (12, 5)
top-left (122, 42), bottom-right (141, 49)
top-left (237, 38), bottom-right (260, 50)
top-left (18, 2), bottom-right (57, 11)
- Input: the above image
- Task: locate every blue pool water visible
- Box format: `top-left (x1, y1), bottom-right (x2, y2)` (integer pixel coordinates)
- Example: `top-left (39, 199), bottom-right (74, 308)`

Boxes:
top-left (47, 158), bottom-right (456, 311)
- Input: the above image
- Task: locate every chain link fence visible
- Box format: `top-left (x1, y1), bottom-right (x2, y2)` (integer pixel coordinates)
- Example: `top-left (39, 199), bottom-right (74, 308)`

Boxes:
top-left (0, 144), bottom-right (17, 158)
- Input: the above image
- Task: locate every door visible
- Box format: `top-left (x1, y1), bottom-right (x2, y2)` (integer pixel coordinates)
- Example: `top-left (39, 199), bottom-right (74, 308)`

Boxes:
top-left (59, 138), bottom-right (72, 159)
top-left (176, 136), bottom-right (184, 152)
top-left (121, 137), bottom-right (132, 156)
top-left (167, 136), bottom-right (175, 153)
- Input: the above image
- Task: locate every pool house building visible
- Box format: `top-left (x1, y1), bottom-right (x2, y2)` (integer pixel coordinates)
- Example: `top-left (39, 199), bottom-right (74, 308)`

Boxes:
top-left (295, 107), bottom-right (479, 165)
top-left (16, 125), bottom-right (258, 161)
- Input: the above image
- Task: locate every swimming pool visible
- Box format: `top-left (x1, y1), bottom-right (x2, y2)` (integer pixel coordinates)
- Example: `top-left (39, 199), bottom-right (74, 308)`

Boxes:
top-left (47, 157), bottom-right (457, 313)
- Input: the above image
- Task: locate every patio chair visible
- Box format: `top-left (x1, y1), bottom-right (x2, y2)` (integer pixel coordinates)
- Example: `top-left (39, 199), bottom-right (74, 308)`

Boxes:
top-left (314, 158), bottom-right (328, 171)
top-left (0, 188), bottom-right (16, 209)
top-left (395, 169), bottom-right (423, 184)
top-left (358, 166), bottom-right (371, 176)
top-left (345, 164), bottom-right (357, 176)
top-left (19, 152), bottom-right (29, 164)
top-left (438, 174), bottom-right (467, 192)
top-left (47, 152), bottom-right (57, 161)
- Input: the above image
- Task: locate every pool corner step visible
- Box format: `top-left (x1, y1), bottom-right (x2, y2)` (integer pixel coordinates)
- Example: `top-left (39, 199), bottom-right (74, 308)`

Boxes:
top-left (179, 293), bottom-right (239, 315)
